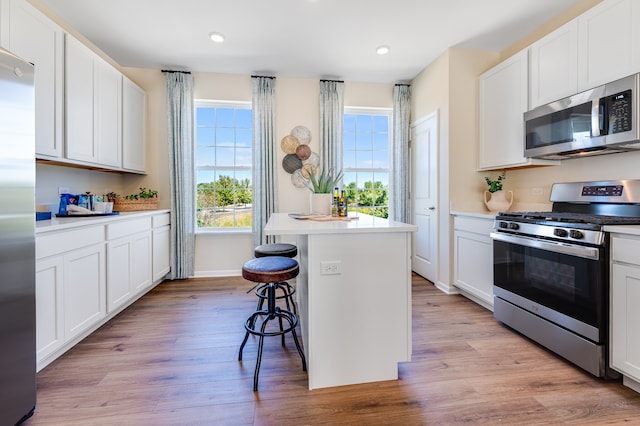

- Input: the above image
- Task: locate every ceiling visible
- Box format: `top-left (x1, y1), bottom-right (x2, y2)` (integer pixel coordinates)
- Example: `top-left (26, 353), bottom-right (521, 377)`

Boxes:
top-left (36, 0), bottom-right (582, 83)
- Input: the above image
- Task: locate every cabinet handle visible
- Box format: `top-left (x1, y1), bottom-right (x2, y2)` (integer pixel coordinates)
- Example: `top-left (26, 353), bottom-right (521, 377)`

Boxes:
top-left (428, 206), bottom-right (436, 211)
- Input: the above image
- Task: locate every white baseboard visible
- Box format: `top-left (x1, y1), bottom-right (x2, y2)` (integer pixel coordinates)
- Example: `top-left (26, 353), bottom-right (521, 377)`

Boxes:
top-left (193, 269), bottom-right (242, 278)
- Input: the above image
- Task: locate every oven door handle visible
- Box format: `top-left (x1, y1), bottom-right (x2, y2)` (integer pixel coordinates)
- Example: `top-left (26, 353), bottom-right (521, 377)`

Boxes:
top-left (490, 232), bottom-right (600, 260)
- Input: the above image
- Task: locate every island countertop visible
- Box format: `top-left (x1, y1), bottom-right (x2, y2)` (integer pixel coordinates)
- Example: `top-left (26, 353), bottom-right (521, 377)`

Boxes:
top-left (265, 212), bottom-right (417, 236)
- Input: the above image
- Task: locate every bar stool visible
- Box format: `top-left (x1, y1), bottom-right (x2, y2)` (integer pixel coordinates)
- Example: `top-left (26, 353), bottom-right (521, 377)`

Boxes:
top-left (253, 243), bottom-right (298, 315)
top-left (238, 256), bottom-right (307, 391)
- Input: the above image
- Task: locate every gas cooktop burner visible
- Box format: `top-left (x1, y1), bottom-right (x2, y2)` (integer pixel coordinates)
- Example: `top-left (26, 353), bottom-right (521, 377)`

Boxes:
top-left (497, 211), bottom-right (640, 225)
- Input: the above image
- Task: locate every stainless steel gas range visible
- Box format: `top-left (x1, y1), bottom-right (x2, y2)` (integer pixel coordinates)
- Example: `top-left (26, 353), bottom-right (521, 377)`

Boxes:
top-left (490, 179), bottom-right (640, 378)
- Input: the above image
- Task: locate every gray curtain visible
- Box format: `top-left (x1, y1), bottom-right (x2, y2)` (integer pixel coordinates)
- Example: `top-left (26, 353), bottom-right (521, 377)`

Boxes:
top-left (165, 71), bottom-right (195, 279)
top-left (319, 80), bottom-right (344, 174)
top-left (252, 76), bottom-right (277, 247)
top-left (392, 84), bottom-right (411, 223)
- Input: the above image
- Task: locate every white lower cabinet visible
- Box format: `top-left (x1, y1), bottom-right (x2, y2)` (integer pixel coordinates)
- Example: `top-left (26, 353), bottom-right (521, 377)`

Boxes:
top-left (35, 256), bottom-right (63, 361)
top-left (610, 234), bottom-right (640, 392)
top-left (63, 243), bottom-right (106, 339)
top-left (35, 211), bottom-right (170, 371)
top-left (106, 217), bottom-right (152, 312)
top-left (453, 215), bottom-right (494, 310)
top-left (152, 213), bottom-right (171, 282)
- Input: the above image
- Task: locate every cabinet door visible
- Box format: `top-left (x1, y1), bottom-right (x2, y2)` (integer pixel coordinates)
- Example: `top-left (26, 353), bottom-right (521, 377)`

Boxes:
top-left (65, 34), bottom-right (97, 163)
top-left (35, 256), bottom-right (64, 363)
top-left (529, 20), bottom-right (578, 109)
top-left (578, 0), bottom-right (640, 91)
top-left (131, 230), bottom-right (152, 293)
top-left (95, 58), bottom-right (122, 168)
top-left (63, 244), bottom-right (106, 340)
top-left (153, 225), bottom-right (171, 282)
top-left (107, 237), bottom-right (132, 312)
top-left (611, 262), bottom-right (640, 381)
top-left (122, 77), bottom-right (146, 172)
top-left (8, 0), bottom-right (63, 158)
top-left (478, 51), bottom-right (529, 169)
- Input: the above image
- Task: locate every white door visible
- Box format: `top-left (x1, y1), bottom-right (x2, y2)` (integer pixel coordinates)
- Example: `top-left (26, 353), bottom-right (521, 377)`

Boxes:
top-left (411, 112), bottom-right (438, 282)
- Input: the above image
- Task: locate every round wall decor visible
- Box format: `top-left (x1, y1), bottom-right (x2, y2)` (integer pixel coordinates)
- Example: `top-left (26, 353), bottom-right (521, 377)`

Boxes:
top-left (281, 135), bottom-right (300, 154)
top-left (282, 153), bottom-right (303, 173)
top-left (291, 125), bottom-right (312, 144)
top-left (295, 144), bottom-right (312, 160)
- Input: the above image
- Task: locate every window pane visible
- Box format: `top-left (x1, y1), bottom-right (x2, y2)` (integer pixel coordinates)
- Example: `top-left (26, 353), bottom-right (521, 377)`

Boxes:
top-left (356, 115), bottom-right (371, 130)
top-left (236, 128), bottom-right (252, 147)
top-left (196, 127), bottom-right (215, 146)
top-left (344, 149), bottom-right (357, 168)
top-left (344, 114), bottom-right (356, 132)
top-left (356, 132), bottom-right (371, 150)
top-left (236, 109), bottom-right (252, 128)
top-left (373, 172), bottom-right (389, 187)
top-left (356, 150), bottom-right (373, 168)
top-left (373, 132), bottom-right (388, 150)
top-left (372, 150), bottom-right (389, 168)
top-left (235, 147), bottom-right (252, 167)
top-left (216, 147), bottom-right (235, 166)
top-left (373, 115), bottom-right (388, 132)
top-left (216, 108), bottom-right (234, 127)
top-left (196, 146), bottom-right (215, 167)
top-left (197, 108), bottom-right (215, 126)
top-left (343, 131), bottom-right (356, 150)
top-left (216, 128), bottom-right (234, 146)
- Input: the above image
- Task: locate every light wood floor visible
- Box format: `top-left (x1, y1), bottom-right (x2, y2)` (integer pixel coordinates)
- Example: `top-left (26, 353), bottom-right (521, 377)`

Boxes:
top-left (28, 274), bottom-right (640, 425)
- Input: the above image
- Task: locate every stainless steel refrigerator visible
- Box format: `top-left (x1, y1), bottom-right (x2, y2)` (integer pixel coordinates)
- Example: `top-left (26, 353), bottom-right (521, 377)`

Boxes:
top-left (0, 48), bottom-right (37, 424)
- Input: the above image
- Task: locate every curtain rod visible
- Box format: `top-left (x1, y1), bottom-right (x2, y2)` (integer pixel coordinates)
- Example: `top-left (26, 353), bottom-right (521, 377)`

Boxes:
top-left (395, 83), bottom-right (411, 87)
top-left (251, 75), bottom-right (276, 79)
top-left (161, 69), bottom-right (191, 74)
top-left (320, 79), bottom-right (344, 83)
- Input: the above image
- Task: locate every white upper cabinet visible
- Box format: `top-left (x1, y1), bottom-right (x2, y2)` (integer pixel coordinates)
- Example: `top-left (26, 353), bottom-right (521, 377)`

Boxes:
top-left (65, 34), bottom-right (97, 163)
top-left (66, 34), bottom-right (125, 169)
top-left (95, 57), bottom-right (122, 168)
top-left (577, 0), bottom-right (640, 91)
top-left (478, 50), bottom-right (558, 170)
top-left (122, 76), bottom-right (146, 173)
top-left (3, 0), bottom-right (64, 158)
top-left (529, 20), bottom-right (578, 109)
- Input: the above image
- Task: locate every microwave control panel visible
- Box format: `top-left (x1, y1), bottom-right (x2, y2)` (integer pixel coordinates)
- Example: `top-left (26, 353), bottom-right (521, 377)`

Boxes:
top-left (607, 89), bottom-right (632, 134)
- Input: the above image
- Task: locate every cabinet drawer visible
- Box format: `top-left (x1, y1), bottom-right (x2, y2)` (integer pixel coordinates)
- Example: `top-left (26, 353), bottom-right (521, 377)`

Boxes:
top-left (152, 213), bottom-right (170, 228)
top-left (37, 225), bottom-right (105, 259)
top-left (612, 235), bottom-right (640, 264)
top-left (107, 217), bottom-right (151, 240)
top-left (454, 216), bottom-right (494, 235)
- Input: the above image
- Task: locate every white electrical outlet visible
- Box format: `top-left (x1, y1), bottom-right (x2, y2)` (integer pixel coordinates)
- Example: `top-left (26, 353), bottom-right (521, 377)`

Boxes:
top-left (320, 260), bottom-right (341, 275)
top-left (58, 186), bottom-right (70, 195)
top-left (531, 187), bottom-right (544, 196)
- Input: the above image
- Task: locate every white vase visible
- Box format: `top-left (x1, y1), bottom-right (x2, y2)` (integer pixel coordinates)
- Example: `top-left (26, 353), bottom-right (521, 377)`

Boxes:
top-left (310, 193), bottom-right (332, 215)
top-left (484, 190), bottom-right (513, 212)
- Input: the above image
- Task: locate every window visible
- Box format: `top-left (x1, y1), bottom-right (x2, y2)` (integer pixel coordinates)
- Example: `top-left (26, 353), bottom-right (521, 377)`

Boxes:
top-left (195, 101), bottom-right (252, 229)
top-left (343, 108), bottom-right (392, 219)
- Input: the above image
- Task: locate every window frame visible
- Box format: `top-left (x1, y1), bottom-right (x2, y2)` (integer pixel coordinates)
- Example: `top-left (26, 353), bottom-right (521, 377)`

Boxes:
top-left (194, 99), bottom-right (253, 233)
top-left (342, 106), bottom-right (393, 219)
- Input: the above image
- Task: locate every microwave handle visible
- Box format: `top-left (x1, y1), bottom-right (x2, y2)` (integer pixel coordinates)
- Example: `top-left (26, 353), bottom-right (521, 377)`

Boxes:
top-left (591, 97), bottom-right (601, 137)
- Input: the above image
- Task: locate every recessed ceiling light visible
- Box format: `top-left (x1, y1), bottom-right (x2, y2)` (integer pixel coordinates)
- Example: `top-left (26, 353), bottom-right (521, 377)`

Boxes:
top-left (376, 45), bottom-right (390, 55)
top-left (209, 32), bottom-right (225, 43)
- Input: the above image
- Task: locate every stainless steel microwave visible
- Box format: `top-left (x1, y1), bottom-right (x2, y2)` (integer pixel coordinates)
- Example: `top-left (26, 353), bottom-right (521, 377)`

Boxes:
top-left (524, 73), bottom-right (640, 160)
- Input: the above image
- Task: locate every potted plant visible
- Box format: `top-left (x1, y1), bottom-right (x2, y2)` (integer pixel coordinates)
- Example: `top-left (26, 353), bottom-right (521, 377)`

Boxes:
top-left (113, 187), bottom-right (160, 211)
top-left (306, 169), bottom-right (342, 215)
top-left (483, 171), bottom-right (513, 212)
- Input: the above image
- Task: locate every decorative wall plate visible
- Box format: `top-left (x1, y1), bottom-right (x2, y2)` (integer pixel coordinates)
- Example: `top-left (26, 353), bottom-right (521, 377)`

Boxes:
top-left (291, 125), bottom-right (311, 144)
top-left (291, 169), bottom-right (308, 188)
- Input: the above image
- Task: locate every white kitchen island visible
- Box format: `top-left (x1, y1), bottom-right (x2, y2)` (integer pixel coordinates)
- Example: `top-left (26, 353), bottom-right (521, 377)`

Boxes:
top-left (265, 212), bottom-right (417, 389)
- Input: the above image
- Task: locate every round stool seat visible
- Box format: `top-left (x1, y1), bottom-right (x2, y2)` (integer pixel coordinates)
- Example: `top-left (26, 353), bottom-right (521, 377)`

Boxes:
top-left (242, 256), bottom-right (299, 283)
top-left (254, 243), bottom-right (297, 258)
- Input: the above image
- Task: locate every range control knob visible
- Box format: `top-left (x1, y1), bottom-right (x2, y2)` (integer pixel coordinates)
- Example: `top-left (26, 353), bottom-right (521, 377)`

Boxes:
top-left (499, 221), bottom-right (509, 229)
top-left (570, 230), bottom-right (584, 240)
top-left (554, 228), bottom-right (568, 238)
top-left (508, 222), bottom-right (520, 230)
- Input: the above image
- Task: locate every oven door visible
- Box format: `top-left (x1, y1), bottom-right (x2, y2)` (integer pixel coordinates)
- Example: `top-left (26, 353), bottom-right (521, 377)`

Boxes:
top-left (491, 232), bottom-right (607, 343)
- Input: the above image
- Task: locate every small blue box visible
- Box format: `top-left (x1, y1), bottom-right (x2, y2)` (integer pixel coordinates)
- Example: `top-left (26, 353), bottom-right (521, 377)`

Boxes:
top-left (36, 212), bottom-right (52, 221)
